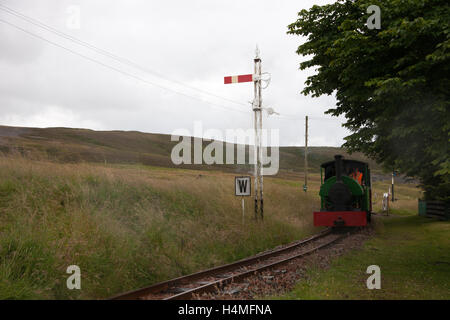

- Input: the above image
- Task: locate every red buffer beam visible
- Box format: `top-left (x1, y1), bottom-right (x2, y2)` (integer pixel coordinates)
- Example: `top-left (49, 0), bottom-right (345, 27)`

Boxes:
top-left (224, 74), bottom-right (253, 84)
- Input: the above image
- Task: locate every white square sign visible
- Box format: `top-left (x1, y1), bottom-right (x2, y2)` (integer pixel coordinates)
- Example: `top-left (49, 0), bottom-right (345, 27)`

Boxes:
top-left (235, 176), bottom-right (251, 196)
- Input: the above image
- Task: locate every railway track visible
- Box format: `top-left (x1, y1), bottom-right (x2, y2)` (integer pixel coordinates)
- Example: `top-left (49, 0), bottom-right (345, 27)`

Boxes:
top-left (110, 228), bottom-right (349, 300)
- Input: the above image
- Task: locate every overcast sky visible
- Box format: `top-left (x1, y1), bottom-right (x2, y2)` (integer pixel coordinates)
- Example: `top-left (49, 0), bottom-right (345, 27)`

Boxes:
top-left (0, 0), bottom-right (349, 146)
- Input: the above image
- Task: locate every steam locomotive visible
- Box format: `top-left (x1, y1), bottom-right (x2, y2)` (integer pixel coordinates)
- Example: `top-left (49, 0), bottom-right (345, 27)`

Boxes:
top-left (314, 155), bottom-right (372, 227)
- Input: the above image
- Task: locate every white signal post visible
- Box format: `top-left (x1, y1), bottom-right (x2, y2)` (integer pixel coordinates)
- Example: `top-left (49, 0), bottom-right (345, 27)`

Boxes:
top-left (225, 46), bottom-right (267, 220)
top-left (253, 47), bottom-right (263, 220)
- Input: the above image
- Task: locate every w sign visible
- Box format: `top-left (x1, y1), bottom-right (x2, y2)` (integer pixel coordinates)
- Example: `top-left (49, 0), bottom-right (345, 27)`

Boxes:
top-left (235, 176), bottom-right (251, 196)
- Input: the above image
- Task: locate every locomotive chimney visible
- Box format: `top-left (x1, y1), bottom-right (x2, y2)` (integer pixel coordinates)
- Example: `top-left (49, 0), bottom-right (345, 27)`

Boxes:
top-left (335, 155), bottom-right (343, 182)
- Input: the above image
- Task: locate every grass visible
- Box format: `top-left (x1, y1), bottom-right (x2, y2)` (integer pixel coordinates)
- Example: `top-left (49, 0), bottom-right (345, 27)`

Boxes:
top-left (371, 180), bottom-right (421, 215)
top-left (0, 136), bottom-right (429, 300)
top-left (0, 155), bottom-right (321, 299)
top-left (277, 214), bottom-right (450, 299)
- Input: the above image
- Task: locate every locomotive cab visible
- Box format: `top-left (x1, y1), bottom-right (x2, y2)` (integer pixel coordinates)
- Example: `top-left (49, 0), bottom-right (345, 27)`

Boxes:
top-left (314, 155), bottom-right (372, 227)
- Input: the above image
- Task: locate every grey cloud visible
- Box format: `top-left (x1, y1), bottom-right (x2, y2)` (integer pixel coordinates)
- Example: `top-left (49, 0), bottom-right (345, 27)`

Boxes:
top-left (0, 0), bottom-right (347, 146)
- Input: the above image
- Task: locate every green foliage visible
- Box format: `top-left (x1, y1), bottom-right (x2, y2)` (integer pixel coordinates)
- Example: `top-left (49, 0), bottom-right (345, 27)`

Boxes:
top-left (288, 0), bottom-right (450, 200)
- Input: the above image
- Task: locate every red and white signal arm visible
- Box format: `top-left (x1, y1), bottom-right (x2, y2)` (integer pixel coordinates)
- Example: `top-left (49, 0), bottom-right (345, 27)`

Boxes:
top-left (224, 74), bottom-right (253, 84)
top-left (235, 176), bottom-right (251, 196)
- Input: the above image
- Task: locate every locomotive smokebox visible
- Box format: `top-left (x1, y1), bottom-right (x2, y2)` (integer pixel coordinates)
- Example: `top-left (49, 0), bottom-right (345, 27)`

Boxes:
top-left (334, 155), bottom-right (343, 182)
top-left (329, 155), bottom-right (351, 211)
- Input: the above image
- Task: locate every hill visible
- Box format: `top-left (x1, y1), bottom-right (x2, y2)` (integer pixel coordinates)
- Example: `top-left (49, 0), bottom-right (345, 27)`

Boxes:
top-left (0, 125), bottom-right (380, 176)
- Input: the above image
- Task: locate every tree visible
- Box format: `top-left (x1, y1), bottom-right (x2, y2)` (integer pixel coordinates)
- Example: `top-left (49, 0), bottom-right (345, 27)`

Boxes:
top-left (288, 0), bottom-right (449, 201)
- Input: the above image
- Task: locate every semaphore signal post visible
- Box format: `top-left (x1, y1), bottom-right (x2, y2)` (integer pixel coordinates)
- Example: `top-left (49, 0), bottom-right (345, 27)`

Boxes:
top-left (224, 46), bottom-right (265, 220)
top-left (253, 47), bottom-right (263, 220)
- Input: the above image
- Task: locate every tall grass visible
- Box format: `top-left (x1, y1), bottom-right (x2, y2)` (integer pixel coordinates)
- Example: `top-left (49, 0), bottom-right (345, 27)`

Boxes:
top-left (371, 180), bottom-right (421, 215)
top-left (0, 156), bottom-right (318, 299)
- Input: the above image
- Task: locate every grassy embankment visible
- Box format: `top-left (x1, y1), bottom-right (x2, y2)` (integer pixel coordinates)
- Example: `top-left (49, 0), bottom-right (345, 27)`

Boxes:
top-left (0, 156), bottom-right (323, 299)
top-left (277, 182), bottom-right (449, 299)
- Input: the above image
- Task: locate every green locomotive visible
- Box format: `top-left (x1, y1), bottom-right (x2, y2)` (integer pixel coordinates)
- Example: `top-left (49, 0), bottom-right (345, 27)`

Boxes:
top-left (314, 155), bottom-right (372, 227)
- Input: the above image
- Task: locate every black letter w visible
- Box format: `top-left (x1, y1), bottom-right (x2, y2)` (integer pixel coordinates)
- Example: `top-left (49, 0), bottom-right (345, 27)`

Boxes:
top-left (238, 180), bottom-right (247, 193)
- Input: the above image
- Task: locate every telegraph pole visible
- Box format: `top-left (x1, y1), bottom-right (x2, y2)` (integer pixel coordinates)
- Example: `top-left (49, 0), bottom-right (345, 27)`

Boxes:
top-left (304, 115), bottom-right (308, 192)
top-left (253, 103), bottom-right (259, 219)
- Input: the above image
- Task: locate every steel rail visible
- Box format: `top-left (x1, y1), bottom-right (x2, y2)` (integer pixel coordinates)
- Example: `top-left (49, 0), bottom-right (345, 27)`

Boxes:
top-left (165, 233), bottom-right (345, 300)
top-left (109, 228), bottom-right (332, 300)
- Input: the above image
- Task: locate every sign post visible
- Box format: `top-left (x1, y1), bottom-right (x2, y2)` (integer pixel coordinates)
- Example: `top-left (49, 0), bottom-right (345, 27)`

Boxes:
top-left (242, 196), bottom-right (245, 224)
top-left (391, 169), bottom-right (396, 202)
top-left (235, 176), bottom-right (251, 224)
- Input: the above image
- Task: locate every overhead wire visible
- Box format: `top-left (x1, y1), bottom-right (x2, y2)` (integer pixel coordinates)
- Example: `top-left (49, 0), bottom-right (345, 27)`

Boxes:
top-left (0, 17), bottom-right (251, 115)
top-left (0, 3), bottom-right (249, 109)
top-left (0, 4), bottom-right (346, 125)
top-left (265, 111), bottom-right (345, 123)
